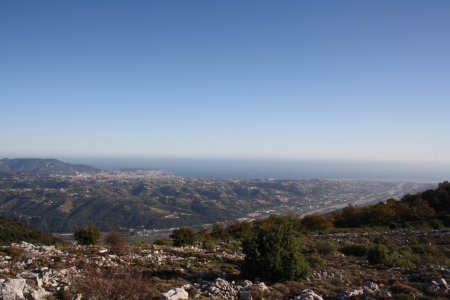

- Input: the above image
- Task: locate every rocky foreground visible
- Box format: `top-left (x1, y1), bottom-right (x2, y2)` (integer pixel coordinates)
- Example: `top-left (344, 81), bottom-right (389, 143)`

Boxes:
top-left (1, 230), bottom-right (450, 300)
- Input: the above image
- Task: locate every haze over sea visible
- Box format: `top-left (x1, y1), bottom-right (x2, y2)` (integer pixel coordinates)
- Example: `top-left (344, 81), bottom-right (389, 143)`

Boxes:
top-left (63, 157), bottom-right (450, 182)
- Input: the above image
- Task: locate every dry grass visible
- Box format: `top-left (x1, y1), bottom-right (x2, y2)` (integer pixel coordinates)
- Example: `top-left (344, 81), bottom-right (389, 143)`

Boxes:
top-left (68, 266), bottom-right (188, 300)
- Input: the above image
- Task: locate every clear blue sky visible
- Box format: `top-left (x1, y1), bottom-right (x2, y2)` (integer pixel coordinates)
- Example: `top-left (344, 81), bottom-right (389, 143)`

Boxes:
top-left (1, 0), bottom-right (449, 162)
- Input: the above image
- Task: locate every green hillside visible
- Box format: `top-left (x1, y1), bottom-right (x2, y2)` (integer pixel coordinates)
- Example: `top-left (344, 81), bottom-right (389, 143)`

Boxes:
top-left (331, 181), bottom-right (450, 229)
top-left (0, 215), bottom-right (61, 245)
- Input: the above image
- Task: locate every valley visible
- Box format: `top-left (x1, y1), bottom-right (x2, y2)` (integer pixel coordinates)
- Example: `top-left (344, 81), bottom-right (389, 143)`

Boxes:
top-left (0, 166), bottom-right (434, 233)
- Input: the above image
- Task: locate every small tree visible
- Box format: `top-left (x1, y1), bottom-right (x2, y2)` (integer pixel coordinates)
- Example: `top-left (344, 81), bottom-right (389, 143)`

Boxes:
top-left (227, 220), bottom-right (252, 240)
top-left (106, 229), bottom-right (129, 255)
top-left (211, 223), bottom-right (230, 241)
top-left (241, 217), bottom-right (311, 281)
top-left (367, 244), bottom-right (389, 265)
top-left (301, 214), bottom-right (333, 231)
top-left (74, 224), bottom-right (101, 245)
top-left (170, 227), bottom-right (197, 247)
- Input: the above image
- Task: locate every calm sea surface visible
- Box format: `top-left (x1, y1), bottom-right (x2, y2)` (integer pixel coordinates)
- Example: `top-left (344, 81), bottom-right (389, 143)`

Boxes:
top-left (62, 157), bottom-right (450, 182)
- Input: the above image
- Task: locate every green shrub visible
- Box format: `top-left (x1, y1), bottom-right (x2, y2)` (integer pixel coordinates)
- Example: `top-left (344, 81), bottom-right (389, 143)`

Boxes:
top-left (211, 224), bottom-right (230, 241)
top-left (411, 244), bottom-right (438, 255)
top-left (170, 227), bottom-right (197, 247)
top-left (196, 228), bottom-right (212, 241)
top-left (385, 256), bottom-right (416, 269)
top-left (241, 217), bottom-right (311, 281)
top-left (406, 244), bottom-right (448, 266)
top-left (367, 244), bottom-right (389, 265)
top-left (132, 240), bottom-right (151, 248)
top-left (307, 254), bottom-right (325, 269)
top-left (202, 239), bottom-right (215, 251)
top-left (153, 238), bottom-right (172, 246)
top-left (340, 244), bottom-right (369, 257)
top-left (301, 214), bottom-right (333, 231)
top-left (330, 182), bottom-right (450, 229)
top-left (74, 224), bottom-right (101, 245)
top-left (371, 235), bottom-right (397, 251)
top-left (226, 220), bottom-right (252, 239)
top-left (315, 241), bottom-right (337, 255)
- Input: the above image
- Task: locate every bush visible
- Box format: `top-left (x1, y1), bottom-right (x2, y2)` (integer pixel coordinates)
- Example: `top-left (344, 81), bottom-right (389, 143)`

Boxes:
top-left (202, 239), bottom-right (215, 251)
top-left (211, 224), bottom-right (230, 241)
top-left (371, 235), bottom-right (397, 251)
top-left (307, 254), bottom-right (325, 269)
top-left (367, 244), bottom-right (389, 265)
top-left (74, 224), bottom-right (101, 245)
top-left (340, 244), bottom-right (369, 257)
top-left (241, 217), bottom-right (311, 281)
top-left (170, 227), bottom-right (197, 247)
top-left (301, 214), bottom-right (333, 231)
top-left (315, 241), bottom-right (337, 255)
top-left (226, 220), bottom-right (252, 240)
top-left (195, 228), bottom-right (215, 250)
top-left (153, 238), bottom-right (172, 246)
top-left (411, 244), bottom-right (438, 255)
top-left (196, 228), bottom-right (212, 242)
top-left (385, 256), bottom-right (416, 269)
top-left (105, 229), bottom-right (129, 255)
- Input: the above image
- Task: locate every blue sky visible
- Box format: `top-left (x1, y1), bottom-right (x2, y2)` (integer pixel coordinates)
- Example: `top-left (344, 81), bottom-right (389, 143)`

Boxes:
top-left (1, 0), bottom-right (450, 162)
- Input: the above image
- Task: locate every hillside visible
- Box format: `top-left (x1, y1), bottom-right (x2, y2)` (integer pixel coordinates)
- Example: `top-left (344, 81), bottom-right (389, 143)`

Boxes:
top-left (0, 216), bottom-right (448, 299)
top-left (0, 215), bottom-right (61, 245)
top-left (0, 158), bottom-right (100, 176)
top-left (0, 169), bottom-right (433, 232)
top-left (0, 184), bottom-right (449, 300)
top-left (330, 181), bottom-right (450, 229)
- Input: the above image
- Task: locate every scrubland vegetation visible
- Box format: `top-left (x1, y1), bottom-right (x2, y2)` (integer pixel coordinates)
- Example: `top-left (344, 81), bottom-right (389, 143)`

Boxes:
top-left (0, 182), bottom-right (449, 299)
top-left (0, 216), bottom-right (61, 246)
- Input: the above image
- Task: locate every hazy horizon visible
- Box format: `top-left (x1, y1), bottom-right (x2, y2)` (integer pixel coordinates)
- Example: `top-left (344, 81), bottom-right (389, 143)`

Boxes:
top-left (1, 155), bottom-right (449, 182)
top-left (38, 156), bottom-right (450, 182)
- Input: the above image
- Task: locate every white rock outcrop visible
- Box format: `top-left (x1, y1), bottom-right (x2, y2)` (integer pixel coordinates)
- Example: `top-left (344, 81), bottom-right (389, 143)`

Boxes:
top-left (0, 278), bottom-right (27, 300)
top-left (160, 287), bottom-right (189, 300)
top-left (292, 289), bottom-right (324, 300)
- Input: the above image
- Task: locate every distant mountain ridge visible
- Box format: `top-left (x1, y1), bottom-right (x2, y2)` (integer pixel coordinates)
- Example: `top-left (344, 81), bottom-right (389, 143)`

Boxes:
top-left (0, 158), bottom-right (100, 176)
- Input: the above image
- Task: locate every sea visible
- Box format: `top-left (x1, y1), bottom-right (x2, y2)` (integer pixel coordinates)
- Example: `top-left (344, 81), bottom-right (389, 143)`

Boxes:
top-left (62, 157), bottom-right (450, 182)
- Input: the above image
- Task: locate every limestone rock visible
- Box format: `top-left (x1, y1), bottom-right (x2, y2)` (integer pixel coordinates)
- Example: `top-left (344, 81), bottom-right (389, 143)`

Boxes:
top-left (343, 288), bottom-right (364, 298)
top-left (28, 287), bottom-right (51, 300)
top-left (256, 282), bottom-right (268, 292)
top-left (23, 273), bottom-right (43, 287)
top-left (436, 278), bottom-right (448, 289)
top-left (160, 287), bottom-right (188, 300)
top-left (363, 281), bottom-right (379, 293)
top-left (241, 280), bottom-right (253, 289)
top-left (0, 278), bottom-right (27, 300)
top-left (293, 289), bottom-right (323, 300)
